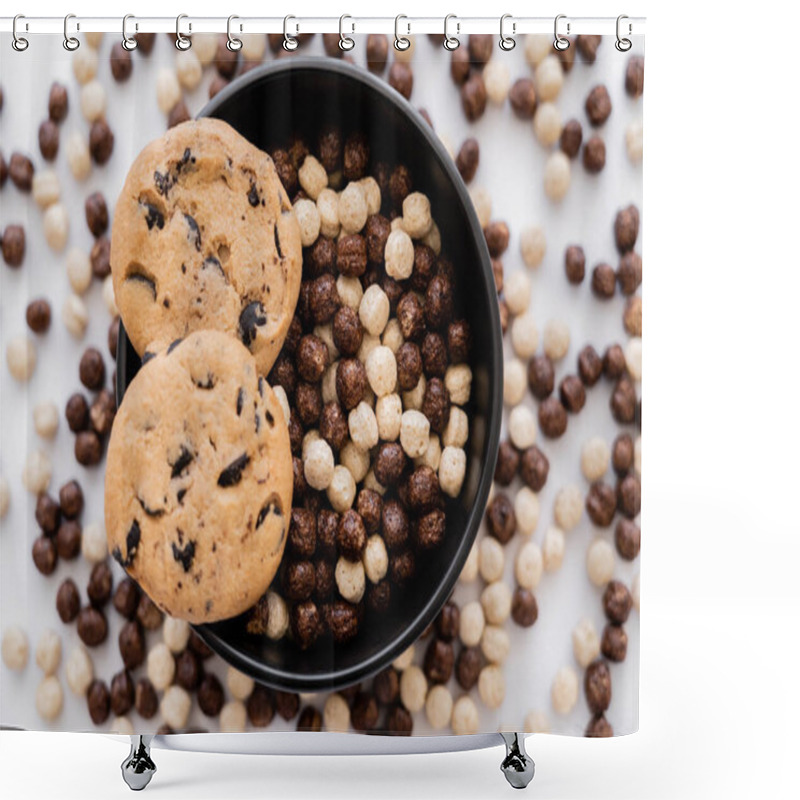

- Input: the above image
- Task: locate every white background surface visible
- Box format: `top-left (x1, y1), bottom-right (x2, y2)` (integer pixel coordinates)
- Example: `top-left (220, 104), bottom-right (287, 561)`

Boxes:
top-left (2, 0), bottom-right (800, 799)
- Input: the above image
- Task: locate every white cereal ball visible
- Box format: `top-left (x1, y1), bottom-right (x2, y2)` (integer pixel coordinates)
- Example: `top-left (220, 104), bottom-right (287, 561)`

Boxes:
top-left (581, 437), bottom-right (610, 481)
top-left (163, 617), bottom-right (191, 654)
top-left (535, 55), bottom-right (564, 101)
top-left (80, 521), bottom-right (107, 564)
top-left (551, 666), bottom-right (579, 714)
top-left (237, 32), bottom-right (266, 61)
top-left (504, 270), bottom-right (532, 315)
top-left (348, 401), bottom-right (379, 452)
top-left (524, 34), bottom-right (551, 67)
top-left (400, 410), bottom-right (430, 458)
top-left (175, 49), bottom-right (203, 91)
top-left (321, 363), bottom-right (339, 405)
top-left (626, 120), bottom-right (644, 163)
top-left (36, 676), bottom-right (64, 721)
top-left (634, 436), bottom-right (642, 477)
top-left (324, 693), bottom-right (351, 732)
top-left (359, 284), bottom-right (390, 337)
top-left (363, 535), bottom-right (388, 584)
top-left (459, 600), bottom-right (486, 647)
top-left (339, 182), bottom-right (368, 235)
top-left (544, 151), bottom-right (571, 202)
top-left (543, 319), bottom-right (570, 360)
top-left (337, 275), bottom-right (363, 311)
top-left (193, 33), bottom-right (219, 65)
top-left (358, 335), bottom-right (381, 368)
top-left (156, 68), bottom-right (181, 114)
top-left (484, 59), bottom-right (511, 104)
top-left (542, 526), bottom-right (566, 572)
top-left (426, 684), bottom-right (454, 730)
top-left (65, 646), bottom-right (93, 696)
top-left (503, 359), bottom-right (527, 406)
top-left (439, 447), bottom-right (466, 498)
top-left (66, 131), bottom-right (91, 181)
top-left (520, 225), bottom-right (546, 268)
top-left (403, 374), bottom-right (427, 411)
top-left (80, 80), bottom-right (106, 122)
top-left (6, 336), bottom-right (37, 382)
top-left (317, 188), bottom-right (340, 237)
top-left (416, 433), bottom-right (442, 471)
top-left (0, 476), bottom-right (9, 519)
top-left (22, 450), bottom-right (52, 495)
top-left (587, 539), bottom-right (615, 587)
top-left (72, 45), bottom-right (98, 84)
top-left (219, 700), bottom-right (248, 732)
top-left (66, 248), bottom-right (92, 295)
top-left (161, 686), bottom-right (192, 730)
top-left (227, 666), bottom-right (255, 701)
top-left (444, 364), bottom-right (472, 406)
top-left (266, 592), bottom-right (289, 640)
top-left (362, 469), bottom-right (384, 497)
top-left (469, 186), bottom-right (492, 229)
top-left (459, 541), bottom-right (479, 584)
top-left (625, 337), bottom-right (643, 381)
top-left (84, 31), bottom-right (104, 49)
top-left (524, 710), bottom-right (550, 733)
top-left (33, 402), bottom-right (59, 440)
top-left (511, 315), bottom-right (539, 360)
top-left (572, 618), bottom-right (601, 668)
top-left (335, 557), bottom-right (366, 603)
top-left (271, 386), bottom-right (290, 428)
top-left (479, 537), bottom-right (505, 583)
top-left (533, 102), bottom-right (563, 147)
top-left (340, 441), bottom-right (370, 484)
top-left (304, 438), bottom-right (335, 490)
top-left (32, 169), bottom-right (61, 209)
top-left (515, 541), bottom-right (543, 589)
top-left (381, 319), bottom-right (404, 354)
top-left (327, 464), bottom-right (356, 512)
top-left (384, 229), bottom-right (415, 280)
top-left (103, 274), bottom-right (118, 318)
top-left (478, 664), bottom-right (506, 709)
top-left (481, 581), bottom-right (512, 625)
top-left (514, 487), bottom-right (540, 536)
top-left (147, 642), bottom-right (176, 690)
top-left (110, 716), bottom-right (134, 735)
top-left (554, 485), bottom-right (583, 531)
top-left (402, 193), bottom-right (433, 239)
top-left (43, 203), bottom-right (69, 252)
top-left (302, 429), bottom-right (321, 459)
top-left (508, 405), bottom-right (537, 450)
top-left (423, 221), bottom-right (442, 255)
top-left (376, 393), bottom-right (402, 441)
top-left (358, 177), bottom-right (381, 215)
top-left (2, 626), bottom-right (29, 670)
top-left (631, 572), bottom-right (641, 611)
top-left (392, 644), bottom-right (415, 672)
top-left (293, 198), bottom-right (321, 247)
top-left (481, 625), bottom-right (511, 666)
top-left (399, 665), bottom-right (427, 713)
top-left (35, 630), bottom-right (61, 675)
top-left (442, 407), bottom-right (469, 448)
top-left (451, 695), bottom-right (480, 735)
top-left (365, 346), bottom-right (397, 397)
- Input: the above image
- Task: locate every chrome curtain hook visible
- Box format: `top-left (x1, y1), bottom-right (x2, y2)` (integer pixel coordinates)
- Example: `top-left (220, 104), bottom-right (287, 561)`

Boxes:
top-left (443, 14), bottom-right (459, 51)
top-left (63, 14), bottom-right (80, 51)
top-left (339, 15), bottom-right (355, 51)
top-left (394, 15), bottom-right (410, 51)
top-left (175, 14), bottom-right (191, 51)
top-left (615, 14), bottom-right (632, 51)
top-left (226, 15), bottom-right (242, 51)
top-left (121, 14), bottom-right (138, 51)
top-left (554, 14), bottom-right (571, 51)
top-left (499, 14), bottom-right (516, 51)
top-left (12, 14), bottom-right (29, 52)
top-left (283, 15), bottom-right (298, 51)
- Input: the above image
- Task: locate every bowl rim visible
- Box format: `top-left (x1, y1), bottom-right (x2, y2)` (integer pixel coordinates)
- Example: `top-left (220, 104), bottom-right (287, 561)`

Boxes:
top-left (119, 56), bottom-right (504, 692)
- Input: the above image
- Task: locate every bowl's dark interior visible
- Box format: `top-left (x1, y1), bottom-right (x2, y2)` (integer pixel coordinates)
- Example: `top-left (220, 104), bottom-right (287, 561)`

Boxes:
top-left (116, 59), bottom-right (502, 692)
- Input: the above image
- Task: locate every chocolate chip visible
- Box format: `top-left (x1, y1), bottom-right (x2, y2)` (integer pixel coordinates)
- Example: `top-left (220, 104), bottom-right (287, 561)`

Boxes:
top-left (56, 519), bottom-right (82, 560)
top-left (87, 679), bottom-right (110, 725)
top-left (1, 224), bottom-right (25, 267)
top-left (218, 453), bottom-right (250, 487)
top-left (511, 587), bottom-right (539, 627)
top-left (456, 646), bottom-right (483, 691)
top-left (113, 578), bottom-right (140, 620)
top-left (578, 345), bottom-right (603, 386)
top-left (56, 578), bottom-right (80, 622)
top-left (538, 397), bottom-right (568, 439)
top-left (591, 263), bottom-right (616, 298)
top-left (136, 678), bottom-right (158, 719)
top-left (528, 354), bottom-right (555, 400)
top-left (85, 191), bottom-right (109, 237)
top-left (26, 298), bottom-right (51, 334)
top-left (38, 119), bottom-right (59, 161)
top-left (48, 82), bottom-right (69, 122)
top-left (9, 152), bottom-right (34, 191)
top-left (171, 539), bottom-right (196, 572)
top-left (89, 119), bottom-right (114, 165)
top-left (584, 659), bottom-right (612, 714)
top-left (198, 674), bottom-right (225, 717)
top-left (77, 606), bottom-right (108, 647)
top-left (486, 493), bottom-right (516, 544)
top-left (509, 78), bottom-right (536, 119)
top-left (586, 482), bottom-right (617, 527)
top-left (560, 118), bottom-right (583, 159)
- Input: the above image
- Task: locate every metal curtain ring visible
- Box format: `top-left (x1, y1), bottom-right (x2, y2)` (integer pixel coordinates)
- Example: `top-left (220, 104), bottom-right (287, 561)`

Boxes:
top-left (499, 14), bottom-right (515, 51)
top-left (394, 15), bottom-right (410, 51)
top-left (339, 15), bottom-right (355, 51)
top-left (553, 14), bottom-right (571, 51)
top-left (226, 15), bottom-right (242, 51)
top-left (12, 14), bottom-right (29, 52)
top-left (283, 15), bottom-right (298, 51)
top-left (443, 14), bottom-right (459, 51)
top-left (63, 14), bottom-right (80, 51)
top-left (121, 14), bottom-right (138, 51)
top-left (175, 14), bottom-right (191, 51)
top-left (615, 15), bottom-right (632, 51)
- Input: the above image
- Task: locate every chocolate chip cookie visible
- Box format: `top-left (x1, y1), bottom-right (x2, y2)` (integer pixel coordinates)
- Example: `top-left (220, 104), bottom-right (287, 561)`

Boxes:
top-left (111, 118), bottom-right (302, 376)
top-left (104, 330), bottom-right (293, 624)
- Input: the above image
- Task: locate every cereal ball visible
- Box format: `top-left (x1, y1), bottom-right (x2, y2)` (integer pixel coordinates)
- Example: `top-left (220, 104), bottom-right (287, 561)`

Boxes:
top-left (479, 537), bottom-right (505, 583)
top-left (65, 645), bottom-right (93, 696)
top-left (542, 320), bottom-right (570, 362)
top-left (78, 521), bottom-right (106, 564)
top-left (7, 336), bottom-right (36, 382)
top-left (581, 437), bottom-right (610, 481)
top-left (392, 644), bottom-right (415, 671)
top-left (439, 447), bottom-right (466, 498)
top-left (339, 182), bottom-right (368, 235)
top-left (299, 155), bottom-right (328, 200)
top-left (63, 294), bottom-right (89, 338)
top-left (66, 248), bottom-right (92, 295)
top-left (348, 401), bottom-right (379, 452)
top-left (363, 535), bottom-right (389, 584)
top-left (375, 393), bottom-right (402, 442)
top-left (514, 487), bottom-right (540, 536)
top-left (265, 592), bottom-right (289, 641)
top-left (110, 716), bottom-right (134, 735)
top-left (631, 572), bottom-right (641, 611)
top-left (227, 666), bottom-right (255, 701)
top-left (80, 80), bottom-right (106, 122)
top-left (444, 364), bottom-right (472, 406)
top-left (33, 402), bottom-right (59, 440)
top-left (504, 359), bottom-right (527, 406)
top-left (163, 617), bottom-right (191, 654)
top-left (359, 284), bottom-right (390, 337)
top-left (551, 666), bottom-right (579, 714)
top-left (147, 642), bottom-right (176, 691)
top-left (481, 581), bottom-right (512, 625)
top-left (335, 556), bottom-right (366, 604)
top-left (42, 203), bottom-right (69, 252)
top-left (2, 626), bottom-right (29, 670)
top-left (337, 275), bottom-right (363, 311)
top-left (0, 476), bottom-right (9, 519)
top-left (420, 683), bottom-right (453, 730)
top-left (102, 274), bottom-right (118, 317)
top-left (478, 664), bottom-right (505, 709)
top-left (504, 270), bottom-right (531, 315)
top-left (484, 60), bottom-right (511, 105)
top-left (533, 102), bottom-right (562, 147)
top-left (542, 526), bottom-right (566, 572)
top-left (442, 407), bottom-right (468, 449)
top-left (626, 120), bottom-right (644, 163)
top-left (508, 405), bottom-right (537, 450)
top-left (400, 409), bottom-right (431, 458)
top-left (294, 198), bottom-right (321, 247)
top-left (32, 169), bottom-right (61, 209)
top-left (317, 189), bottom-right (340, 238)
top-left (365, 346), bottom-right (397, 397)
top-left (176, 49), bottom-right (202, 90)
top-left (22, 450), bottom-right (52, 495)
top-left (535, 55), bottom-right (564, 101)
top-left (66, 131), bottom-right (91, 181)
top-left (524, 710), bottom-right (550, 733)
top-left (524, 34), bottom-right (551, 67)
top-left (587, 539), bottom-right (615, 587)
top-left (459, 600), bottom-right (486, 648)
top-left (155, 68), bottom-right (181, 114)
top-left (327, 464), bottom-right (356, 512)
top-left (402, 193), bottom-right (433, 239)
top-left (359, 177), bottom-right (381, 215)
top-left (634, 436), bottom-right (642, 478)
top-left (625, 337), bottom-right (643, 382)
top-left (572, 618), bottom-right (601, 668)
top-left (554, 485), bottom-right (583, 531)
top-left (469, 186), bottom-right (492, 229)
top-left (381, 319), bottom-right (404, 354)
top-left (544, 151), bottom-right (571, 202)
top-left (511, 316), bottom-right (539, 361)
top-left (340, 441), bottom-right (371, 484)
top-left (520, 225), bottom-right (546, 269)
top-left (304, 438), bottom-right (335, 490)
top-left (35, 629), bottom-right (61, 675)
top-left (324, 693), bottom-right (351, 732)
top-left (384, 229), bottom-right (415, 281)
top-left (73, 45), bottom-right (98, 83)
top-left (481, 625), bottom-right (511, 665)
top-left (403, 374), bottom-right (427, 412)
top-left (399, 665), bottom-right (427, 713)
top-left (161, 685), bottom-right (192, 729)
top-left (459, 541), bottom-right (479, 584)
top-left (36, 676), bottom-right (64, 721)
top-left (515, 541), bottom-right (543, 589)
top-left (451, 695), bottom-right (480, 735)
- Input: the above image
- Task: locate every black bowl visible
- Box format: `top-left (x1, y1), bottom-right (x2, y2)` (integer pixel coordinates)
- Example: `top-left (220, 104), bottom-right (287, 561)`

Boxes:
top-left (116, 58), bottom-right (502, 692)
